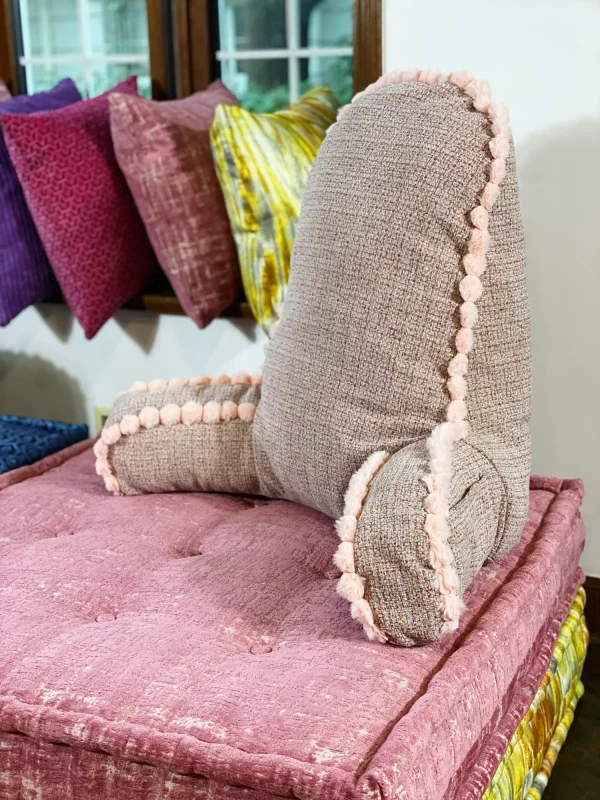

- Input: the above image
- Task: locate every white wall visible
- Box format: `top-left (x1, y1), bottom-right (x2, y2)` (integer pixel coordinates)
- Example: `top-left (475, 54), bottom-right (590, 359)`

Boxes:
top-left (384, 0), bottom-right (600, 576)
top-left (0, 306), bottom-right (266, 433)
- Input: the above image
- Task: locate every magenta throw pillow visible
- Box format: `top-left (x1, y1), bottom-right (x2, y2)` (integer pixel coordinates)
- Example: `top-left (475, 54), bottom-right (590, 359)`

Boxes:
top-left (0, 79), bottom-right (82, 327)
top-left (1, 76), bottom-right (156, 338)
top-left (109, 80), bottom-right (241, 327)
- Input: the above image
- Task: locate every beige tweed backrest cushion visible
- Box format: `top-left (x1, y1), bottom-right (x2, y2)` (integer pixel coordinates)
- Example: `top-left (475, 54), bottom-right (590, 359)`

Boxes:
top-left (98, 70), bottom-right (531, 647)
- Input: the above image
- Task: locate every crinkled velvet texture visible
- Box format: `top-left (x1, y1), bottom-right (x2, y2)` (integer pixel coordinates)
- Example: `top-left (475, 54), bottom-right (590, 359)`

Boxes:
top-left (210, 87), bottom-right (339, 331)
top-left (0, 446), bottom-right (585, 800)
top-left (110, 81), bottom-right (241, 328)
top-left (1, 77), bottom-right (155, 338)
top-left (0, 79), bottom-right (81, 326)
top-left (0, 596), bottom-right (587, 800)
top-left (253, 81), bottom-right (532, 644)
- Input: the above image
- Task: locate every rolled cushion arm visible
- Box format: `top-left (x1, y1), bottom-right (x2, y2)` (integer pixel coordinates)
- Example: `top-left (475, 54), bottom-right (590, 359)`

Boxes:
top-left (353, 438), bottom-right (505, 645)
top-left (94, 374), bottom-right (262, 497)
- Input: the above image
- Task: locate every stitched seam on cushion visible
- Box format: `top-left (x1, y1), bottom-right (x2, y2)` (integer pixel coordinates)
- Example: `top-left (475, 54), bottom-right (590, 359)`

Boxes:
top-left (1, 582), bottom-right (580, 793)
top-left (93, 403), bottom-right (257, 495)
top-left (0, 696), bottom-right (358, 787)
top-left (483, 590), bottom-right (587, 796)
top-left (335, 69), bottom-right (512, 638)
top-left (463, 437), bottom-right (511, 555)
top-left (496, 596), bottom-right (586, 755)
top-left (354, 570), bottom-right (584, 789)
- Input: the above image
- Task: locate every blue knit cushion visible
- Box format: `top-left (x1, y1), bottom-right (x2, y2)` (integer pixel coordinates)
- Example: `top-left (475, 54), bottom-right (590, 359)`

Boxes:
top-left (0, 415), bottom-right (88, 474)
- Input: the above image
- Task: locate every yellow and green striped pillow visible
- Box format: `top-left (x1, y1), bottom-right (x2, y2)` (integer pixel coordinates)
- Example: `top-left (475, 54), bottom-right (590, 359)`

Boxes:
top-left (210, 87), bottom-right (339, 331)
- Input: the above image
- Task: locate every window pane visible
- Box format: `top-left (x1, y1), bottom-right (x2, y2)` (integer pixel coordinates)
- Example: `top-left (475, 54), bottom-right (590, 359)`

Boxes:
top-left (300, 55), bottom-right (352, 105)
top-left (21, 0), bottom-right (81, 57)
top-left (26, 63), bottom-right (85, 95)
top-left (221, 59), bottom-right (289, 112)
top-left (88, 62), bottom-right (151, 98)
top-left (217, 0), bottom-right (286, 51)
top-left (301, 0), bottom-right (353, 49)
top-left (87, 0), bottom-right (149, 56)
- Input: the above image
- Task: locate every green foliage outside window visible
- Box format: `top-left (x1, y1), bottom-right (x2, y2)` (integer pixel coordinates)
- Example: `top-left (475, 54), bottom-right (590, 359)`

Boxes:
top-left (240, 35), bottom-right (353, 114)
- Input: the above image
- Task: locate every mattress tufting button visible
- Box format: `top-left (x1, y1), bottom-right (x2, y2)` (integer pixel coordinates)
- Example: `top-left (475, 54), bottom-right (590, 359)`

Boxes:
top-left (250, 644), bottom-right (272, 655)
top-left (55, 531), bottom-right (74, 537)
top-left (95, 613), bottom-right (116, 622)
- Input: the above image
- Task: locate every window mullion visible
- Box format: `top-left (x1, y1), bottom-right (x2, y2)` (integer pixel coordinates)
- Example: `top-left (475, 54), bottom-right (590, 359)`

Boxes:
top-left (286, 0), bottom-right (299, 102)
top-left (216, 47), bottom-right (353, 61)
top-left (17, 0), bottom-right (34, 91)
top-left (78, 0), bottom-right (90, 95)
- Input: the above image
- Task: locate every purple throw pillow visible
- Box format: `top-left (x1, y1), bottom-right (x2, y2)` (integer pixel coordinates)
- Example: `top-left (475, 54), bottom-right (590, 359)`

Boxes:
top-left (0, 78), bottom-right (82, 326)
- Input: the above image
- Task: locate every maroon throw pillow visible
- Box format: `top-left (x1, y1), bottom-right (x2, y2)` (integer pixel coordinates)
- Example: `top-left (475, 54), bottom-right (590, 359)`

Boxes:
top-left (1, 76), bottom-right (156, 338)
top-left (109, 80), bottom-right (241, 328)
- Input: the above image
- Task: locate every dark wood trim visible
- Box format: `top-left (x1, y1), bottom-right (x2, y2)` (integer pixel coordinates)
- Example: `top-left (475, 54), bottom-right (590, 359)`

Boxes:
top-left (40, 292), bottom-right (252, 320)
top-left (0, 0), bottom-right (18, 94)
top-left (146, 0), bottom-right (175, 99)
top-left (173, 0), bottom-right (192, 97)
top-left (173, 0), bottom-right (213, 97)
top-left (187, 0), bottom-right (213, 92)
top-left (129, 295), bottom-right (253, 319)
top-left (585, 576), bottom-right (600, 637)
top-left (166, 0), bottom-right (382, 99)
top-left (353, 0), bottom-right (383, 93)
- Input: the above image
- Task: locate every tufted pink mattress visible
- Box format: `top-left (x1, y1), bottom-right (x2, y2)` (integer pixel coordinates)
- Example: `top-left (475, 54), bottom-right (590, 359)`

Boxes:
top-left (0, 441), bottom-right (585, 800)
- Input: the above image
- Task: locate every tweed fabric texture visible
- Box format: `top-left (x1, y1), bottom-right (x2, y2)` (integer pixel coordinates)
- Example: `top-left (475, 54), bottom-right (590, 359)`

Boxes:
top-left (110, 81), bottom-right (241, 328)
top-left (0, 79), bottom-right (81, 326)
top-left (253, 80), bottom-right (531, 643)
top-left (104, 383), bottom-right (261, 496)
top-left (356, 439), bottom-right (505, 645)
top-left (210, 87), bottom-right (339, 331)
top-left (0, 445), bottom-right (585, 799)
top-left (1, 77), bottom-right (156, 338)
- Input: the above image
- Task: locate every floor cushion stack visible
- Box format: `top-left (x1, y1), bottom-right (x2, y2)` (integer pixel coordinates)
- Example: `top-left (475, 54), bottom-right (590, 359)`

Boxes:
top-left (0, 442), bottom-right (587, 799)
top-left (0, 415), bottom-right (88, 474)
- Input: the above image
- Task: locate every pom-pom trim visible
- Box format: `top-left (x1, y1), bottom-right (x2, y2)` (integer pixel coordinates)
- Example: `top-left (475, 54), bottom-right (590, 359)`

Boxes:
top-left (333, 450), bottom-right (390, 643)
top-left (331, 69), bottom-right (511, 639)
top-left (94, 402), bottom-right (257, 496)
top-left (127, 373), bottom-right (262, 393)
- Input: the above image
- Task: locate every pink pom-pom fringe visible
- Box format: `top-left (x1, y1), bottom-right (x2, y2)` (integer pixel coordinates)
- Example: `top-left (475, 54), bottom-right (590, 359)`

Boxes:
top-left (342, 68), bottom-right (511, 639)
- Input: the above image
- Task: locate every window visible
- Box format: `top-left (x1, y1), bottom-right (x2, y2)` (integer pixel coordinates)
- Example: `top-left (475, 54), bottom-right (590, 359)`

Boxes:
top-left (3, 1), bottom-right (381, 107)
top-left (216, 0), bottom-right (353, 112)
top-left (12, 0), bottom-right (151, 97)
top-left (0, 0), bottom-right (381, 312)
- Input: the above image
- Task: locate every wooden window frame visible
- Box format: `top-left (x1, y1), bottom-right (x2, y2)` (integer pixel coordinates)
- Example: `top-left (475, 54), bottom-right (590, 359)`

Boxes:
top-left (0, 0), bottom-right (382, 318)
top-left (172, 0), bottom-right (382, 96)
top-left (0, 0), bottom-right (18, 95)
top-left (353, 0), bottom-right (383, 92)
top-left (1, 0), bottom-right (382, 106)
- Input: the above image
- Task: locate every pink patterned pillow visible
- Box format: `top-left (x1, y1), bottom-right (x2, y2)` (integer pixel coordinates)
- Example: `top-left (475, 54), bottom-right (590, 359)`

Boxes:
top-left (1, 77), bottom-right (156, 338)
top-left (109, 81), bottom-right (241, 327)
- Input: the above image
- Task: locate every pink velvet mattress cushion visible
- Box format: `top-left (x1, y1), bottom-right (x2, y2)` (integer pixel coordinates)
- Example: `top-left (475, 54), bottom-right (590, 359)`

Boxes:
top-left (0, 442), bottom-right (585, 800)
